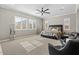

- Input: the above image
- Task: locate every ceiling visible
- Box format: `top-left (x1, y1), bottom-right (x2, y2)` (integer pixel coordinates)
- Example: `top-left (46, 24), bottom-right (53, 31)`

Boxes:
top-left (0, 4), bottom-right (76, 18)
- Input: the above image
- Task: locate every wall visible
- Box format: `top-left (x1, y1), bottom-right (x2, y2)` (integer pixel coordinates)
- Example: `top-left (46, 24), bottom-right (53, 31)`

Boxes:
top-left (0, 8), bottom-right (43, 40)
top-left (43, 13), bottom-right (76, 32)
top-left (76, 10), bottom-right (79, 32)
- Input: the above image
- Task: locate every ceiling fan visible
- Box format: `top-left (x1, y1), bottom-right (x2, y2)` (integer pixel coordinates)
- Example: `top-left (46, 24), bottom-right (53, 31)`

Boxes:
top-left (36, 7), bottom-right (50, 15)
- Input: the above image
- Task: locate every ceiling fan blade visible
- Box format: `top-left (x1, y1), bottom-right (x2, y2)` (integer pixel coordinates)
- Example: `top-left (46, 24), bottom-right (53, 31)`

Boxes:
top-left (42, 8), bottom-right (43, 9)
top-left (44, 9), bottom-right (49, 12)
top-left (36, 9), bottom-right (41, 12)
top-left (45, 12), bottom-right (50, 14)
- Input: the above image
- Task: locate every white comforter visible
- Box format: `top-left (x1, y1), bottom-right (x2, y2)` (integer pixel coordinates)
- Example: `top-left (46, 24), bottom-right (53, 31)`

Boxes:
top-left (41, 30), bottom-right (57, 36)
top-left (41, 30), bottom-right (52, 36)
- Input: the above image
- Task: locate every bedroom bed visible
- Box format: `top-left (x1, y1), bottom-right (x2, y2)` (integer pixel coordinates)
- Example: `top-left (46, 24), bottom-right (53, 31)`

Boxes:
top-left (41, 25), bottom-right (63, 39)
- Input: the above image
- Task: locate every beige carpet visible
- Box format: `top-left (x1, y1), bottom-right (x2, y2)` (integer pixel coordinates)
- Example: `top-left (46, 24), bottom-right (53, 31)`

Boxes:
top-left (20, 40), bottom-right (43, 52)
top-left (1, 35), bottom-right (62, 55)
top-left (0, 44), bottom-right (3, 55)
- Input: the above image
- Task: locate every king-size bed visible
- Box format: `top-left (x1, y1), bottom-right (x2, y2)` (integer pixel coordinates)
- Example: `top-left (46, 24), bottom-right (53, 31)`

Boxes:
top-left (41, 25), bottom-right (63, 39)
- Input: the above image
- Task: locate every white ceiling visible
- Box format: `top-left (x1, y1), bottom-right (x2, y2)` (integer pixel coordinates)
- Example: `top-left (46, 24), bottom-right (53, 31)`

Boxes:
top-left (0, 4), bottom-right (76, 18)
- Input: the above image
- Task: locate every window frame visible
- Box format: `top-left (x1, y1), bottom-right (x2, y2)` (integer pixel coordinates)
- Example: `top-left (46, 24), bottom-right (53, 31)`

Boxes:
top-left (15, 16), bottom-right (36, 30)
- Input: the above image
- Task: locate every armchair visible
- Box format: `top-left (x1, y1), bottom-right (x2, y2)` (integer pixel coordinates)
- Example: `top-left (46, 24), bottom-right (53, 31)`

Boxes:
top-left (48, 40), bottom-right (79, 55)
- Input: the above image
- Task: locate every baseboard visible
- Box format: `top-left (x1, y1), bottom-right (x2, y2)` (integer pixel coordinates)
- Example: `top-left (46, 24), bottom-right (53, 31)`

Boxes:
top-left (0, 34), bottom-right (38, 43)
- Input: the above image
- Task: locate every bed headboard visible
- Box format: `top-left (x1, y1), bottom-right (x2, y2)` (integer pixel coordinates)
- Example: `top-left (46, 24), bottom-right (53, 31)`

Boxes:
top-left (49, 25), bottom-right (63, 33)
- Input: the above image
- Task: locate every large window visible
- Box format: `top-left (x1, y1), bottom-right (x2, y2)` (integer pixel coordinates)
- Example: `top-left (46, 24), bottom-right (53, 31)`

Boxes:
top-left (15, 16), bottom-right (36, 30)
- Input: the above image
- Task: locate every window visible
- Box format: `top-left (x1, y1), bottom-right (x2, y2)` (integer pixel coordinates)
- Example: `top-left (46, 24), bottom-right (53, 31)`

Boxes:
top-left (44, 20), bottom-right (48, 30)
top-left (15, 16), bottom-right (36, 30)
top-left (15, 16), bottom-right (22, 29)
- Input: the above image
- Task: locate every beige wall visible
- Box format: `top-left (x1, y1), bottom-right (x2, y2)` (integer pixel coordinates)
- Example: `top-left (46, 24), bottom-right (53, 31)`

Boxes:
top-left (43, 13), bottom-right (76, 32)
top-left (0, 8), bottom-right (43, 40)
top-left (76, 10), bottom-right (79, 32)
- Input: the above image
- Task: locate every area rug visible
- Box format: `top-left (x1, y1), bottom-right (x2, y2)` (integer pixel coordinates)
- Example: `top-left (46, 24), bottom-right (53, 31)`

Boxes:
top-left (20, 40), bottom-right (43, 53)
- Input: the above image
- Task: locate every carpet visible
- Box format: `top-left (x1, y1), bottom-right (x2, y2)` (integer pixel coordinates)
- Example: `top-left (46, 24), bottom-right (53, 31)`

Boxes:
top-left (0, 44), bottom-right (3, 55)
top-left (20, 40), bottom-right (43, 53)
